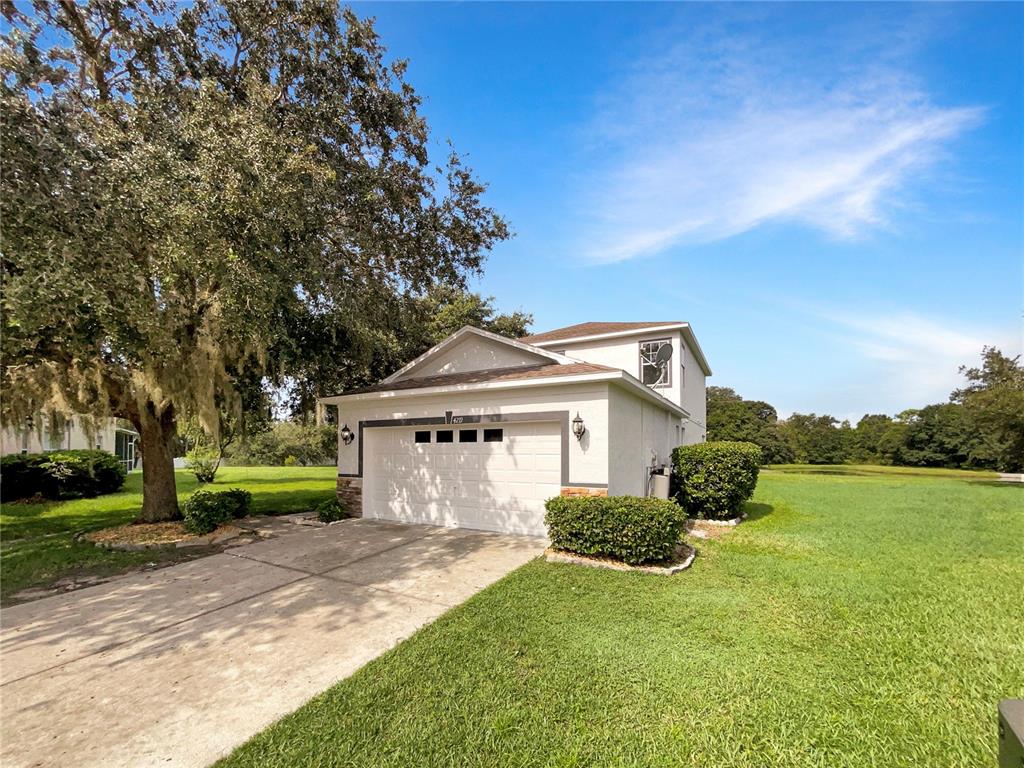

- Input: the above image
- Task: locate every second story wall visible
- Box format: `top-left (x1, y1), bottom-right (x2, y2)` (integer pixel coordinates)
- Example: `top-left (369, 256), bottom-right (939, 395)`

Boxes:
top-left (553, 332), bottom-right (685, 409)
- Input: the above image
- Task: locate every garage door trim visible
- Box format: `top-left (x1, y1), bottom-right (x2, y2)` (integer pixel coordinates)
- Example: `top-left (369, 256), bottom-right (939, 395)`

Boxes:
top-left (338, 410), bottom-right (607, 489)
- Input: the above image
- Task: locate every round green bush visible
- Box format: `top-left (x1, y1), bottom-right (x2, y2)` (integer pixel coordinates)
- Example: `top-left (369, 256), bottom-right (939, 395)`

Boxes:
top-left (671, 441), bottom-right (763, 520)
top-left (182, 490), bottom-right (246, 534)
top-left (544, 495), bottom-right (686, 565)
top-left (315, 498), bottom-right (349, 523)
top-left (220, 488), bottom-right (253, 518)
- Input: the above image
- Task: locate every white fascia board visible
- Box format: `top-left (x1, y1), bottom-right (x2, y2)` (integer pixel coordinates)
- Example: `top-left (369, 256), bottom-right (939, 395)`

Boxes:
top-left (381, 326), bottom-right (573, 384)
top-left (321, 371), bottom-right (622, 404)
top-left (530, 323), bottom-right (712, 376)
top-left (320, 369), bottom-right (687, 418)
top-left (678, 325), bottom-right (713, 377)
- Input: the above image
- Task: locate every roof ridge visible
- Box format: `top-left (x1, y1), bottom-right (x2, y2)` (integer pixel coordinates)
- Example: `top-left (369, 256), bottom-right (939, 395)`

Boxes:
top-left (520, 321), bottom-right (683, 343)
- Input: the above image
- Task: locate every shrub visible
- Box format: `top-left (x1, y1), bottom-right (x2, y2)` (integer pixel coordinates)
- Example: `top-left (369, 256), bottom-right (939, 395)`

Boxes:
top-left (220, 488), bottom-right (253, 518)
top-left (544, 495), bottom-right (686, 565)
top-left (283, 455), bottom-right (298, 467)
top-left (1, 454), bottom-right (53, 501)
top-left (315, 498), bottom-right (349, 523)
top-left (182, 490), bottom-right (243, 534)
top-left (185, 447), bottom-right (219, 483)
top-left (671, 441), bottom-right (763, 520)
top-left (1, 450), bottom-right (125, 501)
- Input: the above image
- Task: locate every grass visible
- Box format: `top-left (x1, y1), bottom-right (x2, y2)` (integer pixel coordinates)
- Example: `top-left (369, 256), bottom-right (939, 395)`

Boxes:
top-left (0, 465), bottom-right (337, 602)
top-left (217, 466), bottom-right (1023, 768)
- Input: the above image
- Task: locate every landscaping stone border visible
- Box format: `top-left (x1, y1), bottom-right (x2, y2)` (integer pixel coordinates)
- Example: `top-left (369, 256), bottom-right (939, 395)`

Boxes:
top-left (685, 512), bottom-right (745, 539)
top-left (544, 544), bottom-right (696, 576)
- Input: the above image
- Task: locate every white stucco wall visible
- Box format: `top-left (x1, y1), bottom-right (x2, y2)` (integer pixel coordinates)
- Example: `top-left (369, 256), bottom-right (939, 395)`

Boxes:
top-left (0, 417), bottom-right (136, 456)
top-left (397, 335), bottom-right (550, 380)
top-left (607, 385), bottom-right (680, 496)
top-left (678, 336), bottom-right (707, 442)
top-left (332, 382), bottom-right (612, 493)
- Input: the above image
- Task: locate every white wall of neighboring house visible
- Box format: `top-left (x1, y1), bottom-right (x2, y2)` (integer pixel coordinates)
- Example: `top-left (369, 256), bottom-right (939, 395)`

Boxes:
top-left (0, 416), bottom-right (140, 472)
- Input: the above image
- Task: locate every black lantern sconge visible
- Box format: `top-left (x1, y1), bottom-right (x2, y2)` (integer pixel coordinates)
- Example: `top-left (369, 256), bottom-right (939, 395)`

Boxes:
top-left (572, 412), bottom-right (586, 442)
top-left (340, 424), bottom-right (355, 445)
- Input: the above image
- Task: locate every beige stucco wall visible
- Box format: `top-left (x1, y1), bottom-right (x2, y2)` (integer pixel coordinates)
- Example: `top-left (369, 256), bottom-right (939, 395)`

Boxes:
top-left (607, 385), bottom-right (681, 496)
top-left (550, 330), bottom-right (706, 442)
top-left (397, 335), bottom-right (550, 380)
top-left (332, 381), bottom-right (611, 491)
top-left (678, 336), bottom-right (707, 442)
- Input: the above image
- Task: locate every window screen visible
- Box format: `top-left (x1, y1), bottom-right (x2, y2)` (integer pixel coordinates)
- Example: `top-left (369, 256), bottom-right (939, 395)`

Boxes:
top-left (483, 428), bottom-right (504, 443)
top-left (414, 430), bottom-right (431, 443)
top-left (459, 429), bottom-right (478, 443)
top-left (436, 430), bottom-right (454, 443)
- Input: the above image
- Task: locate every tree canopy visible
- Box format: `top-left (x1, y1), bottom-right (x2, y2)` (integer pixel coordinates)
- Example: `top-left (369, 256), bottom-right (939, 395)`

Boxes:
top-left (1, 1), bottom-right (509, 519)
top-left (709, 347), bottom-right (1023, 471)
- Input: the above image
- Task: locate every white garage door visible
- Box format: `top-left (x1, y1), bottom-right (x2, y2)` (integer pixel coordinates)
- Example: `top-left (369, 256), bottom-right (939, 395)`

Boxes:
top-left (364, 421), bottom-right (561, 536)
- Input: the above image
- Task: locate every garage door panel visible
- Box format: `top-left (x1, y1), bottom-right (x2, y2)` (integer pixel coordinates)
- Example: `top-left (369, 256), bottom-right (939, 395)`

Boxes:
top-left (365, 421), bottom-right (560, 536)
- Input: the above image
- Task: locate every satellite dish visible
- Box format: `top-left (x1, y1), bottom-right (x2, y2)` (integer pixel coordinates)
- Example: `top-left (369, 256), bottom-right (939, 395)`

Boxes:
top-left (655, 344), bottom-right (674, 364)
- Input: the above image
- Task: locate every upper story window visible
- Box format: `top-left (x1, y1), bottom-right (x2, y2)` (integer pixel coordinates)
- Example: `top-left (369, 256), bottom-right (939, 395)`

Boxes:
top-left (639, 339), bottom-right (672, 388)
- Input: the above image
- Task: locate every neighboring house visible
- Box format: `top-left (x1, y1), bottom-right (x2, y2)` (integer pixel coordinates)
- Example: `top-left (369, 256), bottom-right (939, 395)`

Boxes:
top-left (0, 415), bottom-right (140, 473)
top-left (319, 321), bottom-right (711, 537)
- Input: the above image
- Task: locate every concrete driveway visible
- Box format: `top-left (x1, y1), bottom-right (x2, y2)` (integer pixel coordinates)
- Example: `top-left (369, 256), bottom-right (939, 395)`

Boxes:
top-left (0, 519), bottom-right (543, 768)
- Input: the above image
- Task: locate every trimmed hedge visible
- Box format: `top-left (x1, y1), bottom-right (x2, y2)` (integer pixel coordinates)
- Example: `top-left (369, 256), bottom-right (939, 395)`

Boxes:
top-left (315, 498), bottom-right (349, 523)
top-left (544, 495), bottom-right (686, 565)
top-left (671, 441), bottom-right (762, 520)
top-left (182, 488), bottom-right (251, 534)
top-left (221, 488), bottom-right (253, 518)
top-left (1, 450), bottom-right (126, 501)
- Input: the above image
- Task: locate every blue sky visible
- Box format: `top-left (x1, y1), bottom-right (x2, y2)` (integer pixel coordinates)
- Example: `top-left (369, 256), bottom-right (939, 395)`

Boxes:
top-left (355, 2), bottom-right (1023, 420)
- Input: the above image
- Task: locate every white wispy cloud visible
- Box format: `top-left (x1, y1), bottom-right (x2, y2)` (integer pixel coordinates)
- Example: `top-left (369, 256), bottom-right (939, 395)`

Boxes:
top-left (811, 308), bottom-right (1020, 410)
top-left (577, 12), bottom-right (985, 263)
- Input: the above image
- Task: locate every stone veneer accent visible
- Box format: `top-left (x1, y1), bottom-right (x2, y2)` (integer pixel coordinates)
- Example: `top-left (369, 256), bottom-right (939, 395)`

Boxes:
top-left (336, 477), bottom-right (362, 517)
top-left (559, 487), bottom-right (608, 498)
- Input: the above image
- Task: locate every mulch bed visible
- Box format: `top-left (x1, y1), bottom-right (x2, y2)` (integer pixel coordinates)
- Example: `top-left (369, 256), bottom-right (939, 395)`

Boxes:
top-left (82, 522), bottom-right (243, 550)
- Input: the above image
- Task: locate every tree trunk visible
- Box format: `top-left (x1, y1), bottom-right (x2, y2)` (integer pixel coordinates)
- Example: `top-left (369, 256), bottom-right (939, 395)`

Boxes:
top-left (135, 403), bottom-right (180, 522)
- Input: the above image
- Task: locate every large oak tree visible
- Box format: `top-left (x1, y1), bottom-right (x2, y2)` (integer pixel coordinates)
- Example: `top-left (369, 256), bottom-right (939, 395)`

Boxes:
top-left (1, 1), bottom-right (509, 520)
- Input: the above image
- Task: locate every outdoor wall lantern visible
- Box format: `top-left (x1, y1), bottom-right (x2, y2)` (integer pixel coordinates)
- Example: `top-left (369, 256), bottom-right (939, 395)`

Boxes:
top-left (340, 424), bottom-right (355, 445)
top-left (572, 412), bottom-right (586, 442)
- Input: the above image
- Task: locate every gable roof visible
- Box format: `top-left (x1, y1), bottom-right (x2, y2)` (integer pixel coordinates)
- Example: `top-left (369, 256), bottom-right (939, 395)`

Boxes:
top-left (381, 325), bottom-right (570, 384)
top-left (336, 362), bottom-right (615, 396)
top-left (520, 321), bottom-right (679, 344)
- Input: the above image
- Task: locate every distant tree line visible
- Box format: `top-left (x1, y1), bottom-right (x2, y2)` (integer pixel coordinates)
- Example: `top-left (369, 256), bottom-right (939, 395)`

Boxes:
top-left (707, 347), bottom-right (1024, 472)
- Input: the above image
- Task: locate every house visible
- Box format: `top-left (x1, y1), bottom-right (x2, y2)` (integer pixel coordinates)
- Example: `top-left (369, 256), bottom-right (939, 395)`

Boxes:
top-left (0, 415), bottom-right (140, 473)
top-left (319, 321), bottom-right (711, 537)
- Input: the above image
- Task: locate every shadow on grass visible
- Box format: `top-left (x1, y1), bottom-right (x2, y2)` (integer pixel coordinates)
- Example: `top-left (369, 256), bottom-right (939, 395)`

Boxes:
top-left (964, 480), bottom-right (1024, 490)
top-left (742, 502), bottom-right (774, 522)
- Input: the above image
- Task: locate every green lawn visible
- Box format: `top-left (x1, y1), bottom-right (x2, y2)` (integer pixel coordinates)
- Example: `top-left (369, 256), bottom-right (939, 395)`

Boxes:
top-left (0, 465), bottom-right (337, 602)
top-left (218, 466), bottom-right (1022, 768)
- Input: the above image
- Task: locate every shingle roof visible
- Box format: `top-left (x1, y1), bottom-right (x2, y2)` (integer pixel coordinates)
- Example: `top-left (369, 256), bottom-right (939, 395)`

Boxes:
top-left (520, 321), bottom-right (681, 344)
top-left (333, 362), bottom-right (616, 397)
